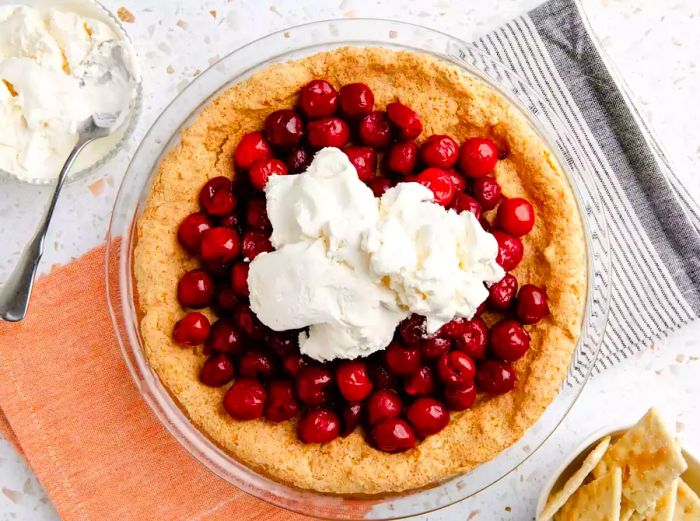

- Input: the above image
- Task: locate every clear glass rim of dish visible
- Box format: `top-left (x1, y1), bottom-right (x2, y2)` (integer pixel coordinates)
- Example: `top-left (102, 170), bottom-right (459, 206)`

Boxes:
top-left (105, 18), bottom-right (612, 520)
top-left (0, 0), bottom-right (143, 186)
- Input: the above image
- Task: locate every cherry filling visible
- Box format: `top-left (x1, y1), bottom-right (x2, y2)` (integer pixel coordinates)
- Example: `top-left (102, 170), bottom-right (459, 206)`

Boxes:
top-left (358, 111), bottom-right (393, 149)
top-left (372, 418), bottom-right (416, 453)
top-left (340, 402), bottom-right (363, 437)
top-left (264, 380), bottom-right (299, 423)
top-left (264, 109), bottom-right (304, 149)
top-left (338, 83), bottom-right (374, 118)
top-left (172, 78), bottom-right (544, 451)
top-left (386, 141), bottom-right (418, 175)
top-left (419, 135), bottom-right (459, 168)
top-left (199, 177), bottom-right (236, 216)
top-left (344, 146), bottom-right (377, 181)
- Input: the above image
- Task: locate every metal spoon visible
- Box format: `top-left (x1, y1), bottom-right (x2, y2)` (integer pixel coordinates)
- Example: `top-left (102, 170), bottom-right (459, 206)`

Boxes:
top-left (0, 43), bottom-right (135, 322)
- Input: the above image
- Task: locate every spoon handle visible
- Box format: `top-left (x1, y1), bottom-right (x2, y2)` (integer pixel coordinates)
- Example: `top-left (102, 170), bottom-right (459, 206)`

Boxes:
top-left (0, 138), bottom-right (93, 322)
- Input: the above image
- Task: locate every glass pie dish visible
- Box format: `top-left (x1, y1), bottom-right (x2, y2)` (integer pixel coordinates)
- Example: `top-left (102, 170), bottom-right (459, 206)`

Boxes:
top-left (106, 19), bottom-right (612, 520)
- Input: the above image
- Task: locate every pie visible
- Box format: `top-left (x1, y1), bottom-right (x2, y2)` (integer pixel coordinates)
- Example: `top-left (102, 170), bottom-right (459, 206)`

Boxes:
top-left (133, 47), bottom-right (586, 495)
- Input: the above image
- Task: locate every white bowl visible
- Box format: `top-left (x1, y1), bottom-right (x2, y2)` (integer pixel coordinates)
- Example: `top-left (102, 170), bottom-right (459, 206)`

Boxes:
top-left (0, 0), bottom-right (142, 185)
top-left (536, 424), bottom-right (700, 519)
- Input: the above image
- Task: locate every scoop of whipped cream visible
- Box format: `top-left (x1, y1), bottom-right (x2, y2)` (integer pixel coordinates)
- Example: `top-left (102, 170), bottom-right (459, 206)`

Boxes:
top-left (248, 147), bottom-right (504, 362)
top-left (364, 182), bottom-right (504, 334)
top-left (0, 5), bottom-right (138, 181)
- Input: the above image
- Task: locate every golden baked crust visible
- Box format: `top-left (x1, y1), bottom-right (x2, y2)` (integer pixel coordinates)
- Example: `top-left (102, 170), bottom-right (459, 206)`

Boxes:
top-left (133, 47), bottom-right (586, 495)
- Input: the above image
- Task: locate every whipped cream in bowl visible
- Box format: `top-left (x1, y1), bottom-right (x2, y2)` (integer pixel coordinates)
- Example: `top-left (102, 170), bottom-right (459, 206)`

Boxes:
top-left (0, 1), bottom-right (141, 184)
top-left (248, 147), bottom-right (504, 362)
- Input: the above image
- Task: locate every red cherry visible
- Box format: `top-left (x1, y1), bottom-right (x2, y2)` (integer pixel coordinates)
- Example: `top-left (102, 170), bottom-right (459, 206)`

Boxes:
top-left (406, 397), bottom-right (449, 436)
top-left (205, 319), bottom-right (244, 355)
top-left (384, 343), bottom-right (421, 376)
top-left (248, 158), bottom-right (288, 191)
top-left (454, 317), bottom-right (489, 360)
top-left (241, 229), bottom-right (272, 260)
top-left (307, 117), bottom-right (350, 149)
top-left (201, 259), bottom-right (231, 278)
top-left (344, 146), bottom-right (377, 182)
top-left (358, 111), bottom-right (392, 148)
top-left (386, 141), bottom-right (418, 175)
top-left (398, 315), bottom-right (427, 346)
top-left (199, 176), bottom-right (236, 216)
top-left (472, 177), bottom-right (502, 210)
top-left (234, 131), bottom-right (272, 170)
top-left (450, 193), bottom-right (482, 221)
top-left (264, 380), bottom-right (299, 422)
top-left (223, 378), bottom-right (266, 420)
top-left (282, 353), bottom-right (309, 377)
top-left (238, 349), bottom-right (277, 379)
top-left (177, 212), bottom-right (212, 253)
top-left (458, 137), bottom-right (498, 177)
top-left (438, 317), bottom-right (470, 339)
top-left (298, 408), bottom-right (340, 444)
top-left (366, 389), bottom-right (402, 425)
top-left (492, 230), bottom-right (524, 271)
top-left (336, 360), bottom-right (374, 402)
top-left (516, 284), bottom-right (549, 324)
top-left (367, 362), bottom-right (398, 390)
top-left (476, 360), bottom-right (516, 395)
top-left (265, 331), bottom-right (299, 357)
top-left (366, 177), bottom-right (392, 197)
top-left (444, 382), bottom-right (477, 411)
top-left (200, 227), bottom-right (240, 264)
top-left (372, 418), bottom-right (416, 453)
top-left (488, 273), bottom-right (518, 310)
top-left (420, 336), bottom-right (451, 360)
top-left (218, 213), bottom-right (240, 232)
top-left (420, 135), bottom-right (459, 168)
top-left (437, 351), bottom-right (476, 388)
top-left (286, 147), bottom-right (312, 174)
top-left (340, 402), bottom-right (363, 437)
top-left (298, 79), bottom-right (338, 119)
top-left (386, 102), bottom-right (422, 140)
top-left (173, 311), bottom-right (210, 346)
top-left (264, 109), bottom-right (304, 149)
top-left (230, 262), bottom-right (249, 297)
top-left (446, 168), bottom-right (466, 194)
top-left (214, 285), bottom-right (238, 312)
top-left (177, 269), bottom-right (214, 308)
top-left (414, 167), bottom-right (456, 206)
top-left (199, 353), bottom-right (234, 387)
top-left (490, 319), bottom-right (531, 362)
top-left (403, 365), bottom-right (436, 397)
top-left (232, 304), bottom-right (266, 340)
top-left (245, 198), bottom-right (271, 231)
top-left (296, 366), bottom-right (334, 406)
top-left (496, 197), bottom-right (535, 236)
top-left (338, 82), bottom-right (374, 118)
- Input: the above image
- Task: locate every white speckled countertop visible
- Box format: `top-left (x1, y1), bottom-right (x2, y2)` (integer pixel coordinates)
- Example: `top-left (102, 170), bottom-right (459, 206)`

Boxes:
top-left (0, 1), bottom-right (698, 519)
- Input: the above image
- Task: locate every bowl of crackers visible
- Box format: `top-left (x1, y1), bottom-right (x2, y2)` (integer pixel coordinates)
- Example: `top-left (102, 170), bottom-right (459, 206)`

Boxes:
top-left (536, 408), bottom-right (700, 520)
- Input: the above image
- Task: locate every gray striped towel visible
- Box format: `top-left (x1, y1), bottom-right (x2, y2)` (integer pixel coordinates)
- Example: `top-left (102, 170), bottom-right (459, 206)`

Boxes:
top-left (474, 0), bottom-right (700, 373)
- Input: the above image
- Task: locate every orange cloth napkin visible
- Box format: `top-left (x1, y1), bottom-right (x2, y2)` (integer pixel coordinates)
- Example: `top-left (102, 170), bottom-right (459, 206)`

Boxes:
top-left (0, 245), bottom-right (312, 521)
